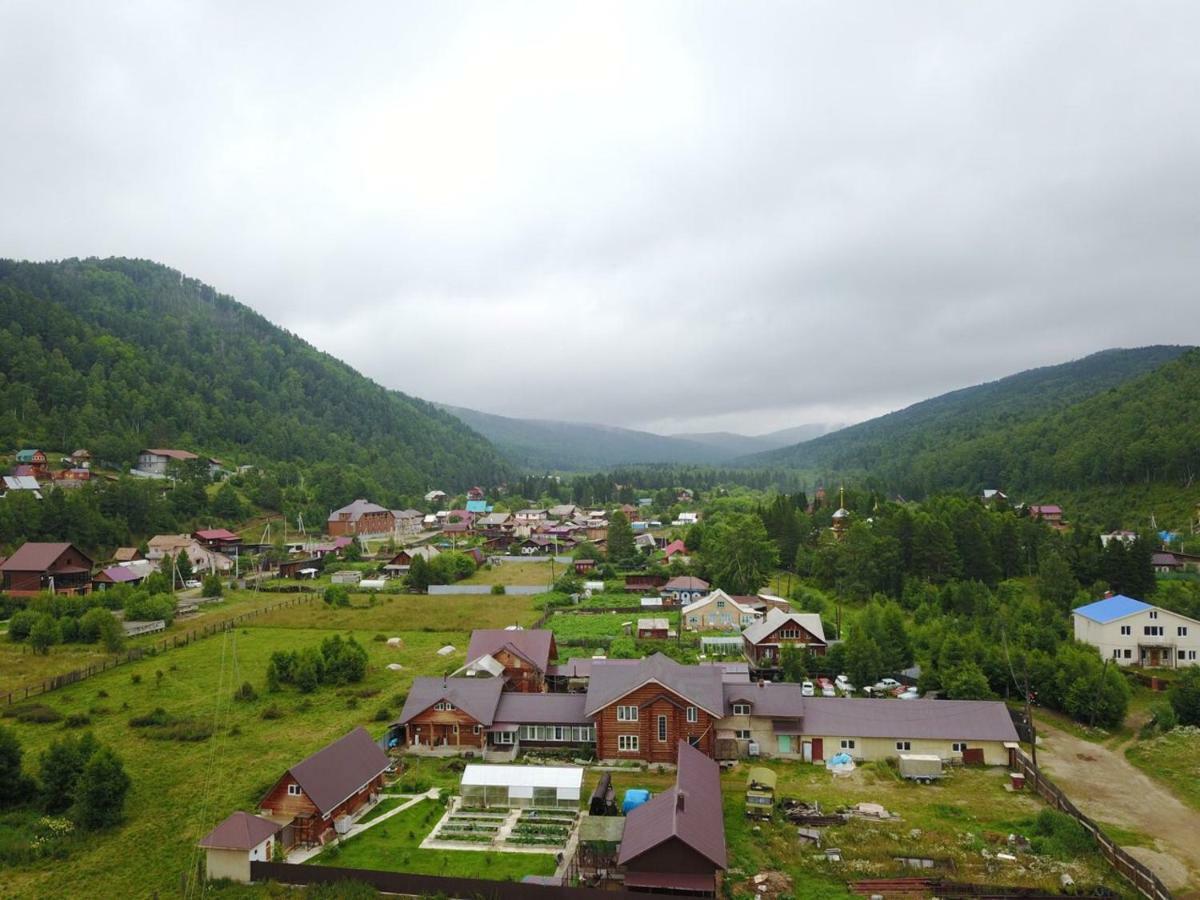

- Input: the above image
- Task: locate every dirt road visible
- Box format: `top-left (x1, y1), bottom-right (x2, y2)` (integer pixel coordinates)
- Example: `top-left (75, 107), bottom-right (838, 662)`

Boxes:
top-left (1034, 720), bottom-right (1200, 894)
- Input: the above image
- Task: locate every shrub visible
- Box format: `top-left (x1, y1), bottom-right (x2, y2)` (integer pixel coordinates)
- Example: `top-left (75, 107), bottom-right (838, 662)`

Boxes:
top-left (146, 720), bottom-right (214, 742)
top-left (130, 674), bottom-right (142, 685)
top-left (1169, 667), bottom-right (1200, 726)
top-left (2, 704), bottom-right (63, 724)
top-left (345, 697), bottom-right (359, 710)
top-left (201, 573), bottom-right (224, 598)
top-left (233, 681), bottom-right (258, 703)
top-left (123, 592), bottom-right (175, 625)
top-left (74, 747), bottom-right (131, 828)
top-left (323, 585), bottom-right (351, 608)
top-left (63, 713), bottom-right (92, 729)
top-left (373, 707), bottom-right (391, 722)
top-left (372, 633), bottom-right (387, 642)
top-left (1030, 809), bottom-right (1095, 859)
top-left (260, 704), bottom-right (284, 720)
top-left (6, 610), bottom-right (38, 642)
top-left (28, 614), bottom-right (60, 655)
top-left (128, 707), bottom-right (172, 727)
top-left (491, 583), bottom-right (506, 595)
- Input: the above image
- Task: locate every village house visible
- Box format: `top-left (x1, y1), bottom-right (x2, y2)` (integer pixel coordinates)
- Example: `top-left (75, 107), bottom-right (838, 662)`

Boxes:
top-left (15, 448), bottom-right (47, 474)
top-left (981, 488), bottom-right (1007, 506)
top-left (193, 528), bottom-right (241, 552)
top-left (424, 489), bottom-right (447, 503)
top-left (382, 545), bottom-right (440, 573)
top-left (1073, 594), bottom-right (1200, 668)
top-left (548, 503), bottom-right (580, 519)
top-left (0, 542), bottom-right (94, 596)
top-left (440, 509), bottom-right (476, 535)
top-left (682, 589), bottom-right (763, 632)
top-left (457, 628), bottom-right (558, 693)
top-left (661, 575), bottom-right (710, 605)
top-left (92, 560), bottom-right (154, 590)
top-left (624, 573), bottom-right (669, 593)
top-left (198, 811), bottom-right (280, 883)
top-left (1100, 530), bottom-right (1139, 548)
top-left (574, 559), bottom-right (597, 575)
top-left (661, 539), bottom-right (689, 562)
top-left (396, 678), bottom-right (504, 752)
top-left (1029, 504), bottom-right (1065, 528)
top-left (391, 508), bottom-right (425, 537)
top-left (586, 654), bottom-right (723, 764)
top-left (112, 547), bottom-right (143, 563)
top-left (258, 727), bottom-right (389, 847)
top-left (1152, 552), bottom-right (1183, 573)
top-left (326, 499), bottom-right (395, 537)
top-left (146, 534), bottom-right (233, 574)
top-left (741, 607), bottom-right (828, 668)
top-left (54, 467), bottom-right (91, 485)
top-left (70, 448), bottom-right (91, 467)
top-left (467, 486), bottom-right (485, 501)
top-left (617, 739), bottom-right (727, 896)
top-left (673, 511), bottom-right (700, 526)
top-left (134, 448), bottom-right (222, 478)
top-left (465, 499), bottom-right (490, 515)
top-left (717, 681), bottom-right (1018, 765)
top-left (514, 508), bottom-right (548, 525)
top-left (1, 475), bottom-right (42, 497)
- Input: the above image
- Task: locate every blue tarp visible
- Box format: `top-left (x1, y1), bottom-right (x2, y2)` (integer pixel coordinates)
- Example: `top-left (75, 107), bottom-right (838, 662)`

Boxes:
top-left (622, 789), bottom-right (651, 814)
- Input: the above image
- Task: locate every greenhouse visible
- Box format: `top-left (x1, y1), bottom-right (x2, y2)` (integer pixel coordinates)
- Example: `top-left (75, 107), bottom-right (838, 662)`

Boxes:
top-left (459, 764), bottom-right (583, 809)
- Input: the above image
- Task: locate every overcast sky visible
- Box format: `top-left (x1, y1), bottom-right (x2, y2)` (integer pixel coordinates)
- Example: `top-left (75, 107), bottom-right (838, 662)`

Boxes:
top-left (3, 2), bottom-right (1199, 435)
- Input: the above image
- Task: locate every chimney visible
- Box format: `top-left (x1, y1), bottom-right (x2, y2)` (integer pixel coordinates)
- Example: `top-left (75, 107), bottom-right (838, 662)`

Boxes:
top-left (1104, 590), bottom-right (1114, 599)
top-left (676, 791), bottom-right (686, 812)
top-left (442, 673), bottom-right (448, 687)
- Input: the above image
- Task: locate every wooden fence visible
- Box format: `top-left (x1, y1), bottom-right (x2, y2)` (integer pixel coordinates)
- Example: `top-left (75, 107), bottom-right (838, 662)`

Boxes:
top-left (248, 861), bottom-right (638, 898)
top-left (2, 593), bottom-right (317, 706)
top-left (1010, 748), bottom-right (1172, 900)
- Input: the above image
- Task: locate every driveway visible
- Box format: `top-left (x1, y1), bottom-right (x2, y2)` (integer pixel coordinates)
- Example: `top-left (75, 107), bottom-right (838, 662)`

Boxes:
top-left (1034, 720), bottom-right (1200, 894)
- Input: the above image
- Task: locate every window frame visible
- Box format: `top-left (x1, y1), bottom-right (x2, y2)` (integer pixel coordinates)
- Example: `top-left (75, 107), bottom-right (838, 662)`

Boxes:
top-left (895, 740), bottom-right (911, 751)
top-left (657, 715), bottom-right (667, 742)
top-left (686, 706), bottom-right (698, 723)
top-left (616, 705), bottom-right (639, 722)
top-left (732, 703), bottom-right (751, 716)
top-left (618, 734), bottom-right (639, 752)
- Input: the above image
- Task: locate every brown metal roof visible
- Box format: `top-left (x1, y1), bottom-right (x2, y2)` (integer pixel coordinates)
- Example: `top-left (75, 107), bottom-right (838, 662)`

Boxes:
top-left (800, 698), bottom-right (1019, 742)
top-left (199, 811), bottom-right (280, 850)
top-left (494, 693), bottom-right (591, 725)
top-left (723, 682), bottom-right (808, 717)
top-left (0, 542), bottom-right (89, 573)
top-left (585, 654), bottom-right (724, 718)
top-left (618, 740), bottom-right (727, 870)
top-left (283, 727), bottom-right (389, 817)
top-left (466, 629), bottom-right (556, 672)
top-left (397, 677), bottom-right (504, 726)
top-left (663, 576), bottom-right (709, 590)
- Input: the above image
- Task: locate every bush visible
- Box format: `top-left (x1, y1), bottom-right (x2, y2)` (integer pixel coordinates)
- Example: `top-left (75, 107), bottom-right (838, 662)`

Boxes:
top-left (123, 592), bottom-right (175, 626)
top-left (1169, 667), bottom-right (1200, 726)
top-left (2, 704), bottom-right (63, 724)
top-left (128, 707), bottom-right (172, 727)
top-left (1030, 809), bottom-right (1095, 859)
top-left (63, 713), bottom-right (92, 729)
top-left (490, 583), bottom-right (506, 595)
top-left (201, 573), bottom-right (224, 597)
top-left (373, 707), bottom-right (391, 722)
top-left (7, 610), bottom-right (38, 642)
top-left (78, 608), bottom-right (124, 651)
top-left (74, 747), bottom-right (131, 828)
top-left (28, 614), bottom-right (60, 655)
top-left (323, 585), bottom-right (351, 607)
top-left (233, 681), bottom-right (258, 703)
top-left (260, 704), bottom-right (284, 720)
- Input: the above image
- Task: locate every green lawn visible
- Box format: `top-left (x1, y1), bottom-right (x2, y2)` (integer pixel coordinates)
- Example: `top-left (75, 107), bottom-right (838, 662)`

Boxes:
top-left (1125, 728), bottom-right (1200, 812)
top-left (308, 798), bottom-right (556, 880)
top-left (460, 560), bottom-right (556, 587)
top-left (254, 592), bottom-right (541, 633)
top-left (0, 588), bottom-right (307, 695)
top-left (0, 622), bottom-right (470, 899)
top-left (548, 610), bottom-right (679, 642)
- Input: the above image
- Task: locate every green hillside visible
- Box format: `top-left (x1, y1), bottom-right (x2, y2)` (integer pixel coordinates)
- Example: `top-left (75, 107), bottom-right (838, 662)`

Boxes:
top-left (742, 346), bottom-right (1197, 502)
top-left (0, 257), bottom-right (510, 495)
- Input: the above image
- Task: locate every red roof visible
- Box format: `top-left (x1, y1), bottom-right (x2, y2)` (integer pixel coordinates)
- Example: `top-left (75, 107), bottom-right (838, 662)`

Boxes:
top-left (273, 727), bottom-right (389, 817)
top-left (618, 740), bottom-right (727, 870)
top-left (662, 540), bottom-right (688, 557)
top-left (466, 629), bottom-right (556, 672)
top-left (199, 811), bottom-right (280, 850)
top-left (194, 528), bottom-right (240, 541)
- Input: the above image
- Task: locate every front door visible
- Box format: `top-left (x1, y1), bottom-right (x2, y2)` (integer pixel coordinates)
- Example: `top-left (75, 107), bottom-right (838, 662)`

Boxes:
top-left (778, 735), bottom-right (792, 754)
top-left (811, 738), bottom-right (824, 762)
top-left (802, 741), bottom-right (812, 762)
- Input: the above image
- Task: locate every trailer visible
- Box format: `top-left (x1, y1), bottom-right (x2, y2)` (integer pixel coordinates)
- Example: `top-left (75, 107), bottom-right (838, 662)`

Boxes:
top-left (898, 754), bottom-right (943, 783)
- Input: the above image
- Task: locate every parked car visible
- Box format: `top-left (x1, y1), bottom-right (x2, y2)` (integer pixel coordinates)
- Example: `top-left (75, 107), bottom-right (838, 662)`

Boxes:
top-left (898, 689), bottom-right (920, 700)
top-left (821, 684), bottom-right (836, 697)
top-left (184, 579), bottom-right (201, 589)
top-left (872, 678), bottom-right (901, 692)
top-left (801, 680), bottom-right (815, 697)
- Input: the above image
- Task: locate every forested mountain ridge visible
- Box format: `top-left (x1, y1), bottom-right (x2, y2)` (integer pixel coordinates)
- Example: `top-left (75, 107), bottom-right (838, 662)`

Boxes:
top-left (441, 404), bottom-right (740, 470)
top-left (740, 346), bottom-right (1197, 498)
top-left (0, 257), bottom-right (510, 495)
top-left (440, 405), bottom-right (840, 470)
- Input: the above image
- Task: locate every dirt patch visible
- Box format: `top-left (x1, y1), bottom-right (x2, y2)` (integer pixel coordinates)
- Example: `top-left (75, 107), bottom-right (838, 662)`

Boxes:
top-left (1126, 846), bottom-right (1190, 892)
top-left (1037, 721), bottom-right (1200, 891)
top-left (734, 870), bottom-right (793, 899)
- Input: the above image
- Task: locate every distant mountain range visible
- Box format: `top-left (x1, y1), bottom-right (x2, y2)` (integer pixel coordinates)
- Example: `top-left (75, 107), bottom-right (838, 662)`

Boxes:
top-left (739, 345), bottom-right (1198, 500)
top-left (439, 404), bottom-right (841, 471)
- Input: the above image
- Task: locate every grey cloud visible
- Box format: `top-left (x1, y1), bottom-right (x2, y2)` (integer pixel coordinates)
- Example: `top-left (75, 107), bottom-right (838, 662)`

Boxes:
top-left (2, 1), bottom-right (1199, 435)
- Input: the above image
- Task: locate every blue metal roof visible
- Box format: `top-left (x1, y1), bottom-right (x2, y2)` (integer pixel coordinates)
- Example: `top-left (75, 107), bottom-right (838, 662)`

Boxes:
top-left (465, 500), bottom-right (490, 513)
top-left (1072, 594), bottom-right (1150, 623)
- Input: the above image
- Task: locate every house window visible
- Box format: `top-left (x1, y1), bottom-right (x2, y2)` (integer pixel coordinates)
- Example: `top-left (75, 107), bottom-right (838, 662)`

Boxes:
top-left (452, 724), bottom-right (459, 734)
top-left (1190, 651), bottom-right (1197, 661)
top-left (1150, 610), bottom-right (1158, 619)
top-left (495, 731), bottom-right (514, 745)
top-left (617, 705), bottom-right (638, 722)
top-left (434, 701), bottom-right (455, 711)
top-left (618, 735), bottom-right (639, 752)
top-left (716, 599), bottom-right (725, 608)
top-left (1179, 626), bottom-right (1189, 637)
top-left (1120, 625), bottom-right (1131, 636)
top-left (472, 725), bottom-right (481, 734)
top-left (657, 715), bottom-right (667, 742)
top-left (735, 729), bottom-right (752, 740)
top-left (732, 703), bottom-right (751, 716)
top-left (688, 616), bottom-right (698, 626)
top-left (780, 628), bottom-right (799, 639)
top-left (1112, 649), bottom-right (1121, 658)
top-left (896, 741), bottom-right (911, 751)
top-left (1124, 648), bottom-right (1133, 659)
top-left (687, 706), bottom-right (698, 723)
top-left (287, 784), bottom-right (302, 796)
top-left (840, 739), bottom-right (856, 750)
top-left (952, 742), bottom-right (967, 752)
top-left (554, 726), bottom-right (565, 741)
top-left (1144, 626), bottom-right (1164, 637)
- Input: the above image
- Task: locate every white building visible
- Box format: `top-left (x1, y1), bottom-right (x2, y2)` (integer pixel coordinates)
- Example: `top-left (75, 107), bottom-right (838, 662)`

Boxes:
top-left (682, 589), bottom-right (763, 632)
top-left (1073, 594), bottom-right (1200, 668)
top-left (459, 764), bottom-right (583, 809)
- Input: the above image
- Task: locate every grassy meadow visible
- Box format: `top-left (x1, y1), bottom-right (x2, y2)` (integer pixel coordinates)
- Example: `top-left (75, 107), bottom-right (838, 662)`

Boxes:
top-left (1125, 728), bottom-right (1200, 813)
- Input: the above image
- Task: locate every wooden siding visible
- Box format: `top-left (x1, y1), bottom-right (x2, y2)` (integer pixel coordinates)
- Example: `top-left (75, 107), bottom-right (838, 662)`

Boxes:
top-left (493, 647), bottom-right (545, 693)
top-left (595, 684), bottom-right (716, 763)
top-left (405, 706), bottom-right (487, 749)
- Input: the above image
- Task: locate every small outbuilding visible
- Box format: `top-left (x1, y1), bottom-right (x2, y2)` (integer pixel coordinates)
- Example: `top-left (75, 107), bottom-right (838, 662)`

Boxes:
top-left (459, 764), bottom-right (583, 809)
top-left (198, 811), bottom-right (281, 882)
